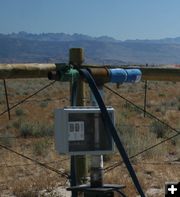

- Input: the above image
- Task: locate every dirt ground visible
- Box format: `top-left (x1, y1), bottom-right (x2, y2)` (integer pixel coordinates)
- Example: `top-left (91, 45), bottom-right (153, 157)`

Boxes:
top-left (0, 78), bottom-right (179, 197)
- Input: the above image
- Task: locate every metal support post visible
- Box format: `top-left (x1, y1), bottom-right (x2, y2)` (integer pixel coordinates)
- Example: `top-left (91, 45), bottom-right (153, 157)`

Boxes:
top-left (3, 79), bottom-right (11, 120)
top-left (90, 86), bottom-right (104, 188)
top-left (143, 64), bottom-right (148, 118)
top-left (69, 48), bottom-right (88, 197)
top-left (144, 80), bottom-right (148, 117)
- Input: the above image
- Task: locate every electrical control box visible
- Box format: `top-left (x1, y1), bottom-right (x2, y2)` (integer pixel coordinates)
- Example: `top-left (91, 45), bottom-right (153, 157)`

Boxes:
top-left (55, 107), bottom-right (115, 155)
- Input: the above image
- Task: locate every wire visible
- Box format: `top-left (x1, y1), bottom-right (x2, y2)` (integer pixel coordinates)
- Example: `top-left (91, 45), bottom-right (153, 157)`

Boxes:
top-left (0, 136), bottom-right (21, 138)
top-left (103, 85), bottom-right (180, 173)
top-left (0, 158), bottom-right (69, 168)
top-left (104, 85), bottom-right (180, 134)
top-left (104, 131), bottom-right (180, 173)
top-left (80, 69), bottom-right (145, 197)
top-left (115, 190), bottom-right (127, 197)
top-left (0, 81), bottom-right (56, 117)
top-left (105, 160), bottom-right (179, 167)
top-left (8, 97), bottom-right (68, 105)
top-left (0, 143), bottom-right (70, 179)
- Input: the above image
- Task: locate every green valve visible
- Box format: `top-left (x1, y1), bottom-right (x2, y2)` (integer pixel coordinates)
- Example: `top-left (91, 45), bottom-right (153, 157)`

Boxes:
top-left (61, 68), bottom-right (79, 82)
top-left (53, 63), bottom-right (80, 82)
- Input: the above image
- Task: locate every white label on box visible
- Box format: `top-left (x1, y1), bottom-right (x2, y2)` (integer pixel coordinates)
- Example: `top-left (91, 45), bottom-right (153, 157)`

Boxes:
top-left (68, 121), bottom-right (84, 141)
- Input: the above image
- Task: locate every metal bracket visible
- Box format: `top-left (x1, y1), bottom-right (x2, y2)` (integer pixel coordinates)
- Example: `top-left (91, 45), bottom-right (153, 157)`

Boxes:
top-left (48, 63), bottom-right (79, 82)
top-left (67, 184), bottom-right (126, 197)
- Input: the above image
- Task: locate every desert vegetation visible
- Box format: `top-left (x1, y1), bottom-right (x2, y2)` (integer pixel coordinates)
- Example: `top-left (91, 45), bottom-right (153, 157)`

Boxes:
top-left (0, 78), bottom-right (179, 196)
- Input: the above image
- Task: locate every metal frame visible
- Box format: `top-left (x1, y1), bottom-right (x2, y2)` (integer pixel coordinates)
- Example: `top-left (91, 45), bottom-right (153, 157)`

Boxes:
top-left (55, 107), bottom-right (115, 155)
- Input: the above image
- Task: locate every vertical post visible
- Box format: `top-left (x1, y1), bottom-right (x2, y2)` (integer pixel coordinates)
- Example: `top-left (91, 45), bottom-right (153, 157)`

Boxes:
top-left (70, 81), bottom-right (78, 197)
top-left (3, 79), bottom-right (11, 120)
top-left (143, 64), bottom-right (148, 117)
top-left (69, 48), bottom-right (88, 196)
top-left (90, 86), bottom-right (104, 188)
top-left (144, 80), bottom-right (148, 117)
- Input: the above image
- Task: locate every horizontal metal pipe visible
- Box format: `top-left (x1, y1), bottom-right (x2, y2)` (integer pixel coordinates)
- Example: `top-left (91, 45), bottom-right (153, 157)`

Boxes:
top-left (89, 68), bottom-right (109, 85)
top-left (83, 65), bottom-right (180, 82)
top-left (140, 67), bottom-right (180, 81)
top-left (0, 63), bottom-right (179, 82)
top-left (0, 64), bottom-right (56, 79)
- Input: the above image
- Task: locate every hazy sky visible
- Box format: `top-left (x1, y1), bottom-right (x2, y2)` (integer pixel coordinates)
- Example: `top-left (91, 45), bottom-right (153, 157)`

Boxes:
top-left (0, 0), bottom-right (180, 40)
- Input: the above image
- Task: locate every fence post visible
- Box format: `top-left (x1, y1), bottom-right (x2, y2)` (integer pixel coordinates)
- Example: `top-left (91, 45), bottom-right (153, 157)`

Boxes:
top-left (3, 79), bottom-right (11, 120)
top-left (90, 86), bottom-right (104, 188)
top-left (144, 80), bottom-right (148, 117)
top-left (144, 64), bottom-right (148, 117)
top-left (69, 48), bottom-right (88, 197)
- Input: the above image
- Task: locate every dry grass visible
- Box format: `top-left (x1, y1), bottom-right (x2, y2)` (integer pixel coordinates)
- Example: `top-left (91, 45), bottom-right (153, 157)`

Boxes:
top-left (104, 158), bottom-right (180, 196)
top-left (12, 173), bottom-right (63, 196)
top-left (0, 79), bottom-right (179, 196)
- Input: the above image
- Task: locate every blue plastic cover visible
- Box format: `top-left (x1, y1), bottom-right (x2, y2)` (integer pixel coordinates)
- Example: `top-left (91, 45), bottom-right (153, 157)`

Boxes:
top-left (125, 69), bottom-right (142, 83)
top-left (109, 69), bottom-right (142, 83)
top-left (109, 68), bottom-right (127, 83)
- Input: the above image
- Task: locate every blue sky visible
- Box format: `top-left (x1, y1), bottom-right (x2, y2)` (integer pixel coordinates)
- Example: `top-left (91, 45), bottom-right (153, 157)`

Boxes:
top-left (0, 0), bottom-right (180, 40)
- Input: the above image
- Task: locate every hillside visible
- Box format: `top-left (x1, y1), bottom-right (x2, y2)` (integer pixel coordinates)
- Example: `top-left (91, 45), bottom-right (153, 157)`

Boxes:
top-left (1, 32), bottom-right (180, 64)
top-left (0, 32), bottom-right (179, 196)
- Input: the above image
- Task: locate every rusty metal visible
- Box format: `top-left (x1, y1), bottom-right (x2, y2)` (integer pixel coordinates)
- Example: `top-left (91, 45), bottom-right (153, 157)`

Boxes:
top-left (88, 68), bottom-right (109, 85)
top-left (0, 64), bottom-right (179, 82)
top-left (83, 65), bottom-right (180, 82)
top-left (48, 70), bottom-right (59, 81)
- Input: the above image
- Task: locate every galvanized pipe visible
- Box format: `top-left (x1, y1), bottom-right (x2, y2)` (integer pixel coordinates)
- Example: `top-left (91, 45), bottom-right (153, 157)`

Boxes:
top-left (140, 67), bottom-right (180, 81)
top-left (90, 86), bottom-right (104, 188)
top-left (0, 64), bottom-right (179, 82)
top-left (0, 64), bottom-right (56, 79)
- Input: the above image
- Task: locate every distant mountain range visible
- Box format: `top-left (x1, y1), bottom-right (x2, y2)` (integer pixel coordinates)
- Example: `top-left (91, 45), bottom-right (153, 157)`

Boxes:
top-left (1, 32), bottom-right (180, 64)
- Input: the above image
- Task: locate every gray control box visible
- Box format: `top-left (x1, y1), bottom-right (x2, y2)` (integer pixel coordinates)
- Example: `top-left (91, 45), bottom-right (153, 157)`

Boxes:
top-left (55, 107), bottom-right (115, 155)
